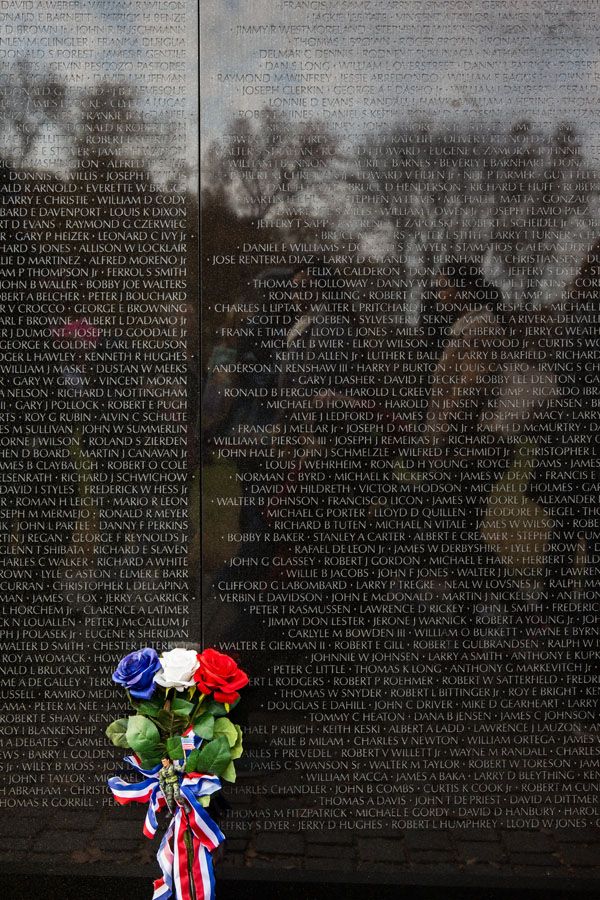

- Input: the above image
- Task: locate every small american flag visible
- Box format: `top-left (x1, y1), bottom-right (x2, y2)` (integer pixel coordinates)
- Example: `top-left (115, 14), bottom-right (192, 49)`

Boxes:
top-left (181, 729), bottom-right (197, 757)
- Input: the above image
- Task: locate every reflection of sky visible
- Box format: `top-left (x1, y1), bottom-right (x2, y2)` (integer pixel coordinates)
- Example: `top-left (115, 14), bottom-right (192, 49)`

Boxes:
top-left (1, 0), bottom-right (198, 176)
top-left (201, 0), bottom-right (600, 161)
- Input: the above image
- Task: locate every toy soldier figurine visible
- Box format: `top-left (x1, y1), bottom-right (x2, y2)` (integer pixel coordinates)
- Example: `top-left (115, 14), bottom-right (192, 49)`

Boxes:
top-left (158, 758), bottom-right (187, 816)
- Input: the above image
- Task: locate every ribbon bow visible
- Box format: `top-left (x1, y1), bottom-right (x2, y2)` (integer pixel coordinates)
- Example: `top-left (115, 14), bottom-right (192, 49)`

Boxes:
top-left (108, 752), bottom-right (224, 900)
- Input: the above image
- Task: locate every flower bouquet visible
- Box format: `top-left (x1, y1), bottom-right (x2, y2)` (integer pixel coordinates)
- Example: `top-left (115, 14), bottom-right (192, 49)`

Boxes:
top-left (106, 646), bottom-right (248, 900)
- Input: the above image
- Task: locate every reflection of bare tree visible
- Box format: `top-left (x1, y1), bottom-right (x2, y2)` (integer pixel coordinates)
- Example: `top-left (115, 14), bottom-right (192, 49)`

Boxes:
top-left (202, 110), bottom-right (596, 320)
top-left (203, 108), bottom-right (342, 219)
top-left (0, 59), bottom-right (69, 164)
top-left (0, 62), bottom-right (188, 188)
top-left (349, 119), bottom-right (594, 311)
top-left (76, 82), bottom-right (146, 168)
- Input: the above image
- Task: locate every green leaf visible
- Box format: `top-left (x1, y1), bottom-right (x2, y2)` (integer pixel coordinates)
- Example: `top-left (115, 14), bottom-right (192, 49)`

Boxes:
top-left (105, 718), bottom-right (130, 749)
top-left (184, 749), bottom-right (202, 774)
top-left (193, 712), bottom-right (215, 741)
top-left (136, 700), bottom-right (163, 717)
top-left (166, 735), bottom-right (183, 760)
top-left (230, 725), bottom-right (243, 761)
top-left (221, 761), bottom-right (236, 783)
top-left (213, 717), bottom-right (237, 748)
top-left (156, 710), bottom-right (189, 735)
top-left (204, 697), bottom-right (239, 718)
top-left (172, 698), bottom-right (194, 717)
top-left (198, 795), bottom-right (211, 808)
top-left (138, 752), bottom-right (164, 770)
top-left (185, 736), bottom-right (231, 776)
top-left (192, 701), bottom-right (207, 719)
top-left (126, 715), bottom-right (161, 756)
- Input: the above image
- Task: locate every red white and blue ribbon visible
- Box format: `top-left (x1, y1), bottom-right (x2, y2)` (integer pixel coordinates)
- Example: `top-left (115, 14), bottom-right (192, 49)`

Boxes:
top-left (108, 731), bottom-right (224, 900)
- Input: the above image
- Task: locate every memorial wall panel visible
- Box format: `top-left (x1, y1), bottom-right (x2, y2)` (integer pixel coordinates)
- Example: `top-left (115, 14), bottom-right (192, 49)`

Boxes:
top-left (2, 0), bottom-right (600, 895)
top-left (200, 0), bottom-right (600, 888)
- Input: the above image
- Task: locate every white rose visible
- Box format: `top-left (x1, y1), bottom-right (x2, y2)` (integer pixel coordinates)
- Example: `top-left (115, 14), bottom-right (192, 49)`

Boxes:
top-left (154, 648), bottom-right (199, 691)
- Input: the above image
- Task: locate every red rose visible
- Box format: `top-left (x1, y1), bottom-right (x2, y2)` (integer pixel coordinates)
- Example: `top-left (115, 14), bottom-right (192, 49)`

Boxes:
top-left (194, 648), bottom-right (249, 704)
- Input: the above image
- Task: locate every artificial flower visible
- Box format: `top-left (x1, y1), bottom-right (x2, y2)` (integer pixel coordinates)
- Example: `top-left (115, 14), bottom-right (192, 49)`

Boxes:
top-left (153, 647), bottom-right (200, 691)
top-left (194, 648), bottom-right (249, 704)
top-left (112, 648), bottom-right (161, 700)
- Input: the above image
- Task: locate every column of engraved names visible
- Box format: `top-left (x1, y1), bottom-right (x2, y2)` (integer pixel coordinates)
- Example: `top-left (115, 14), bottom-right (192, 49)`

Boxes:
top-left (206, 0), bottom-right (600, 836)
top-left (0, 0), bottom-right (194, 810)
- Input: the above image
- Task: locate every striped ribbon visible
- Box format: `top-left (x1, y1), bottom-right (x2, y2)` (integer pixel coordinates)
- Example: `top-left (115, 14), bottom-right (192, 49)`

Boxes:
top-left (108, 733), bottom-right (225, 900)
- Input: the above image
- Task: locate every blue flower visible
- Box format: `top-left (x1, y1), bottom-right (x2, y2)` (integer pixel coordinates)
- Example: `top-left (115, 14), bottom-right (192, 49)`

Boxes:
top-left (112, 648), bottom-right (161, 700)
